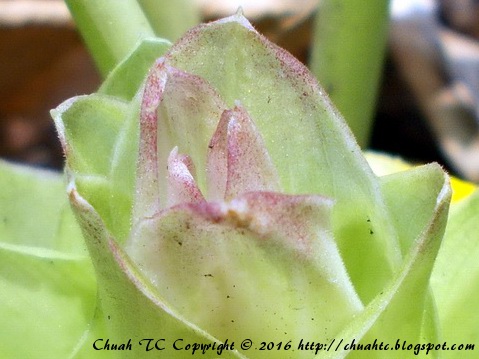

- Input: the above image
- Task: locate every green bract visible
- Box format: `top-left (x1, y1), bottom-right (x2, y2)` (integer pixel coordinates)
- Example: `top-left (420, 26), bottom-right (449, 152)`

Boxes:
top-left (52, 13), bottom-right (450, 358)
top-left (0, 13), bottom-right (474, 359)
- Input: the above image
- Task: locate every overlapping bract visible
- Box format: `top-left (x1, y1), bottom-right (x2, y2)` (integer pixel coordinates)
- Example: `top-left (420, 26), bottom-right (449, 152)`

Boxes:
top-left (52, 13), bottom-right (452, 359)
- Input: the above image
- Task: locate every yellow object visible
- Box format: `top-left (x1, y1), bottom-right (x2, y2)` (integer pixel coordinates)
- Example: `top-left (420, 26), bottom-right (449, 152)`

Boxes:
top-left (365, 151), bottom-right (476, 204)
top-left (450, 176), bottom-right (476, 203)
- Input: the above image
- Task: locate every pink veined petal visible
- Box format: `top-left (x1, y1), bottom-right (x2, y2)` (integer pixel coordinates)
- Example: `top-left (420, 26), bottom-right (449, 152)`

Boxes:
top-left (133, 58), bottom-right (227, 224)
top-left (157, 64), bottom-right (227, 205)
top-left (206, 105), bottom-right (280, 201)
top-left (166, 147), bottom-right (205, 207)
top-left (133, 58), bottom-right (167, 223)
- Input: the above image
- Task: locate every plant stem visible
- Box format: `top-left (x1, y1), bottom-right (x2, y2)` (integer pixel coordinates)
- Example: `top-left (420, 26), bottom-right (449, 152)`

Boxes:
top-left (137, 0), bottom-right (200, 41)
top-left (310, 0), bottom-right (390, 148)
top-left (65, 0), bottom-right (155, 77)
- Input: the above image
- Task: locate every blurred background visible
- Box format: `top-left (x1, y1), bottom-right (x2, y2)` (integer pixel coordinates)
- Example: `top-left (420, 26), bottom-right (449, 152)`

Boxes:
top-left (1, 0), bottom-right (478, 182)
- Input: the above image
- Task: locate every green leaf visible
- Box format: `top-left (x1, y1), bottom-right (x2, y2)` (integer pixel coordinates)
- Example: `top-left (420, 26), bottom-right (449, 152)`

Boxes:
top-left (431, 190), bottom-right (479, 357)
top-left (0, 160), bottom-right (96, 359)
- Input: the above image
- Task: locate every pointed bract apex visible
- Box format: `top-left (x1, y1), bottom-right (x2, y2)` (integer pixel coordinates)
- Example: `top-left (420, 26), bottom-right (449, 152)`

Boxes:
top-left (51, 96), bottom-right (86, 164)
top-left (213, 9), bottom-right (255, 32)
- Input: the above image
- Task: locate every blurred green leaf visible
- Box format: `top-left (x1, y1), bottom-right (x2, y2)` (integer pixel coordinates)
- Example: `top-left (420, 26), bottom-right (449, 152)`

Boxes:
top-left (0, 160), bottom-right (96, 359)
top-left (138, 0), bottom-right (200, 41)
top-left (65, 0), bottom-right (156, 76)
top-left (310, 0), bottom-right (390, 147)
top-left (431, 190), bottom-right (479, 357)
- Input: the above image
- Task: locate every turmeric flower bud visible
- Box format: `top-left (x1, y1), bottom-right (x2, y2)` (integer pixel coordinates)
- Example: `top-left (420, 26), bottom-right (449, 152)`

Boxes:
top-left (52, 13), bottom-right (451, 358)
